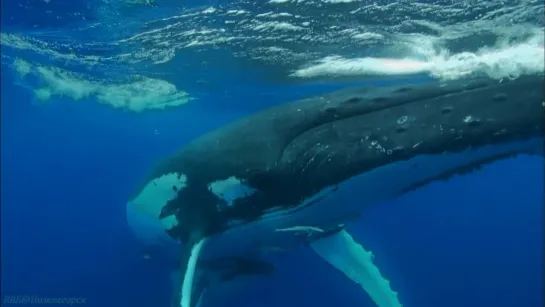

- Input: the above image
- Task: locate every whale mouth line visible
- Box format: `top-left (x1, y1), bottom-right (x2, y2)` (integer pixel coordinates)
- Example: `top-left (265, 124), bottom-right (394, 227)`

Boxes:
top-left (206, 137), bottom-right (544, 261)
top-left (398, 145), bottom-right (543, 195)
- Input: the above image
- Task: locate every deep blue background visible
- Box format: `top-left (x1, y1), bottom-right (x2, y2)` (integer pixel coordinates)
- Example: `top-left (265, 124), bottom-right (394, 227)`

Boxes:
top-left (0, 2), bottom-right (543, 306)
top-left (1, 63), bottom-right (543, 307)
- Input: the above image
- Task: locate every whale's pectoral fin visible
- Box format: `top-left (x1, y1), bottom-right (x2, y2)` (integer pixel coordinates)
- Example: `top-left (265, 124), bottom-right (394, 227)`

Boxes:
top-left (310, 230), bottom-right (402, 307)
top-left (178, 238), bottom-right (208, 307)
top-left (171, 269), bottom-right (206, 307)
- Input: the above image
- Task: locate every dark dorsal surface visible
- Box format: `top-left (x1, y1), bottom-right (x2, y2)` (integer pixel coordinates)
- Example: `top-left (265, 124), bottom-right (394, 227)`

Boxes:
top-left (144, 75), bottom-right (544, 241)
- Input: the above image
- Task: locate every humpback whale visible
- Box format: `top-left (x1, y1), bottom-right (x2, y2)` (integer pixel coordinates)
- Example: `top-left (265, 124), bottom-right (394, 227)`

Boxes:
top-left (127, 75), bottom-right (544, 307)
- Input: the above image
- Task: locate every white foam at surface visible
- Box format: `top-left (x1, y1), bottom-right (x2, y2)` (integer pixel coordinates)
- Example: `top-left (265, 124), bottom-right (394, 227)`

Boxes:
top-left (2, 0), bottom-right (544, 97)
top-left (14, 58), bottom-right (32, 77)
top-left (12, 59), bottom-right (192, 112)
top-left (428, 39), bottom-right (545, 80)
top-left (291, 33), bottom-right (545, 81)
top-left (121, 0), bottom-right (156, 5)
top-left (291, 56), bottom-right (431, 78)
top-left (253, 21), bottom-right (304, 32)
top-left (2, 33), bottom-right (102, 65)
top-left (322, 0), bottom-right (360, 3)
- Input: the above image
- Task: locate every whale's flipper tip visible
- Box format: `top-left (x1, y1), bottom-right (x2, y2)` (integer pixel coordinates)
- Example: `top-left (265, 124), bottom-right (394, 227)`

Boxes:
top-left (310, 230), bottom-right (402, 307)
top-left (180, 238), bottom-right (207, 307)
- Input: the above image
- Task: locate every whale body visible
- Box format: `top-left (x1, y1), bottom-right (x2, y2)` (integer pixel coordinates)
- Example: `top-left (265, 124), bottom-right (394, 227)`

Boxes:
top-left (127, 75), bottom-right (544, 307)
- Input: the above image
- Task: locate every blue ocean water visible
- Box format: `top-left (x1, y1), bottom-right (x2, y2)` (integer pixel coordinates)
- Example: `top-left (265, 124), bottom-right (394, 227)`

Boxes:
top-left (1, 1), bottom-right (543, 307)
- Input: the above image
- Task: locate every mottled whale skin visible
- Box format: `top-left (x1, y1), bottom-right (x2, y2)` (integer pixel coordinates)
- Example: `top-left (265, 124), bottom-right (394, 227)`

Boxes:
top-left (127, 75), bottom-right (544, 306)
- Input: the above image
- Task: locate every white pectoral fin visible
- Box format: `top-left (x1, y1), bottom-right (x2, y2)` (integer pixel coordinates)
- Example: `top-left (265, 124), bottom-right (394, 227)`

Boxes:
top-left (310, 230), bottom-right (402, 307)
top-left (180, 238), bottom-right (207, 307)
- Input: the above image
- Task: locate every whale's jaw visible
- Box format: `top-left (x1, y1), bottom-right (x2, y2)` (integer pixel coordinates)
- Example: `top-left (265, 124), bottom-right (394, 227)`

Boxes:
top-left (198, 137), bottom-right (543, 259)
top-left (181, 136), bottom-right (542, 307)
